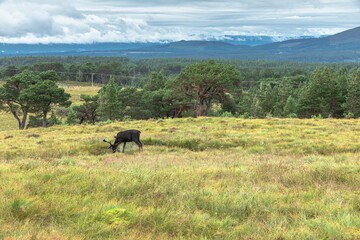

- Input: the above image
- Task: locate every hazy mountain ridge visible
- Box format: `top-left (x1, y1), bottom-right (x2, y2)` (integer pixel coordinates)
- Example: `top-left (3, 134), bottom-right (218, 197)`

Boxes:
top-left (0, 27), bottom-right (359, 62)
top-left (128, 27), bottom-right (360, 62)
top-left (130, 40), bottom-right (251, 53)
top-left (255, 26), bottom-right (360, 52)
top-left (0, 35), bottom-right (320, 56)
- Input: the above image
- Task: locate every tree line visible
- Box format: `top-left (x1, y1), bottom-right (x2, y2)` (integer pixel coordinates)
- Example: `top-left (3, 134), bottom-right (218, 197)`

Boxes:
top-left (1, 56), bottom-right (359, 87)
top-left (70, 61), bottom-right (360, 124)
top-left (1, 60), bottom-right (360, 129)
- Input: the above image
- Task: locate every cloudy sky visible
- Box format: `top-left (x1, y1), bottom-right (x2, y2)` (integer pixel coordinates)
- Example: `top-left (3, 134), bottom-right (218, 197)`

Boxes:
top-left (0, 0), bottom-right (359, 44)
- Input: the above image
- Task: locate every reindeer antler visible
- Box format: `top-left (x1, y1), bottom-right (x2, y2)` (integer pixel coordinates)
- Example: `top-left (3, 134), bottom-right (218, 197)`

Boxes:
top-left (103, 139), bottom-right (113, 149)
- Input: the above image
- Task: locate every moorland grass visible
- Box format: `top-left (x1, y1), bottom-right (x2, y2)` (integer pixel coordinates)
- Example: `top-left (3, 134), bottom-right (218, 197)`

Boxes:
top-left (1, 117), bottom-right (360, 239)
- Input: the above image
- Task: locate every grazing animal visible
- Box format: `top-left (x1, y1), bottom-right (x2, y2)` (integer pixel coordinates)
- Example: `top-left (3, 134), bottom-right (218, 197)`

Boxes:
top-left (104, 129), bottom-right (143, 153)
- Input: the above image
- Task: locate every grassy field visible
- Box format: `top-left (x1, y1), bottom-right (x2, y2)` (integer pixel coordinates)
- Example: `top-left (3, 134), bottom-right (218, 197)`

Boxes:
top-left (1, 116), bottom-right (360, 239)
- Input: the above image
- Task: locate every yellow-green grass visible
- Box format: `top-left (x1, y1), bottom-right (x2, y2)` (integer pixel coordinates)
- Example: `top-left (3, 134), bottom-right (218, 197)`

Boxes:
top-left (59, 81), bottom-right (101, 105)
top-left (1, 117), bottom-right (360, 239)
top-left (0, 83), bottom-right (100, 131)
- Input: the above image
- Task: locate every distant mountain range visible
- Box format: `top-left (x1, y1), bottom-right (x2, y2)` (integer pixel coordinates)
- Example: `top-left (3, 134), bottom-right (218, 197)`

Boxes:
top-left (0, 27), bottom-right (359, 62)
top-left (0, 35), bottom-right (303, 57)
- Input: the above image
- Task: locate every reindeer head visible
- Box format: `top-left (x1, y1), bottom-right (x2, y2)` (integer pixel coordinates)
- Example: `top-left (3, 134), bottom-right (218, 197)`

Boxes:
top-left (103, 139), bottom-right (117, 153)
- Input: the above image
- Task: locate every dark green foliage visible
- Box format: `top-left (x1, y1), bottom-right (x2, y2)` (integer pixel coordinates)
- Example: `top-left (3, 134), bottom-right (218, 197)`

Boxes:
top-left (283, 96), bottom-right (297, 117)
top-left (48, 112), bottom-right (62, 126)
top-left (0, 70), bottom-right (40, 129)
top-left (26, 115), bottom-right (43, 128)
top-left (4, 65), bottom-right (18, 77)
top-left (344, 69), bottom-right (360, 117)
top-left (141, 72), bottom-right (175, 118)
top-left (297, 68), bottom-right (342, 118)
top-left (66, 109), bottom-right (80, 125)
top-left (250, 95), bottom-right (264, 118)
top-left (163, 77), bottom-right (193, 118)
top-left (72, 94), bottom-right (99, 124)
top-left (33, 62), bottom-right (65, 73)
top-left (98, 76), bottom-right (124, 121)
top-left (27, 112), bottom-right (61, 128)
top-left (0, 70), bottom-right (70, 129)
top-left (119, 87), bottom-right (149, 119)
top-left (2, 58), bottom-right (360, 121)
top-left (259, 83), bottom-right (273, 115)
top-left (143, 72), bottom-right (167, 91)
top-left (19, 73), bottom-right (71, 127)
top-left (218, 94), bottom-right (239, 116)
top-left (39, 70), bottom-right (61, 82)
top-left (175, 60), bottom-right (242, 116)
top-left (55, 107), bottom-right (70, 120)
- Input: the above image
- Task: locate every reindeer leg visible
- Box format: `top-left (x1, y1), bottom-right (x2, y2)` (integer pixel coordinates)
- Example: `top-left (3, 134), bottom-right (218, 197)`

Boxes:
top-left (139, 141), bottom-right (143, 152)
top-left (122, 142), bottom-right (126, 153)
top-left (134, 140), bottom-right (143, 153)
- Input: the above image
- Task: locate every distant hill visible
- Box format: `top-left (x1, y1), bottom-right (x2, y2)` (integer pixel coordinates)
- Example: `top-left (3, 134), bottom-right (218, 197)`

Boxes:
top-left (0, 42), bottom-right (158, 56)
top-left (131, 40), bottom-right (250, 52)
top-left (0, 27), bottom-right (359, 62)
top-left (219, 35), bottom-right (327, 46)
top-left (255, 26), bottom-right (360, 52)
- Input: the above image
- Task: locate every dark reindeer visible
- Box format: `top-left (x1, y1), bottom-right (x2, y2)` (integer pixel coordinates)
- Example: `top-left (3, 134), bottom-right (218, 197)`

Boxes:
top-left (104, 130), bottom-right (143, 153)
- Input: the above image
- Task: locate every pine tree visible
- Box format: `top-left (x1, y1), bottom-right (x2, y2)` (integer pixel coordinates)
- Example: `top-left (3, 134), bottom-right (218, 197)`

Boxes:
top-left (260, 83), bottom-right (273, 115)
top-left (175, 60), bottom-right (242, 116)
top-left (298, 68), bottom-right (340, 118)
top-left (250, 94), bottom-right (264, 118)
top-left (72, 94), bottom-right (99, 124)
top-left (345, 69), bottom-right (360, 117)
top-left (98, 76), bottom-right (124, 121)
top-left (296, 84), bottom-right (312, 118)
top-left (0, 70), bottom-right (40, 129)
top-left (335, 68), bottom-right (349, 117)
top-left (283, 95), bottom-right (297, 117)
top-left (19, 79), bottom-right (71, 127)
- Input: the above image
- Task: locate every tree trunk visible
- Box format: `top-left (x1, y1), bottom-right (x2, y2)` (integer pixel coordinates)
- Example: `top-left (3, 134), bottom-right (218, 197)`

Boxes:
top-left (91, 111), bottom-right (96, 125)
top-left (42, 111), bottom-right (47, 128)
top-left (20, 111), bottom-right (28, 129)
top-left (205, 99), bottom-right (212, 116)
top-left (197, 98), bottom-right (206, 117)
top-left (9, 107), bottom-right (22, 129)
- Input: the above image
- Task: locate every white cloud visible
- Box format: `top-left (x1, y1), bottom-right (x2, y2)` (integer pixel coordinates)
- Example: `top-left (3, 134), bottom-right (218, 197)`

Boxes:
top-left (0, 0), bottom-right (359, 43)
top-left (284, 16), bottom-right (313, 19)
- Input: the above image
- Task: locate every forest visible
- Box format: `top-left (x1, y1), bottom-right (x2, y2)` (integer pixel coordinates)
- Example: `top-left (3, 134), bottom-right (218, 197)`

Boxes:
top-left (1, 56), bottom-right (360, 129)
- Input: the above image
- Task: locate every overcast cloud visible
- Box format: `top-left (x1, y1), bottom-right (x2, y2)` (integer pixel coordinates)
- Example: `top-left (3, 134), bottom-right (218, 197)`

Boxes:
top-left (0, 0), bottom-right (359, 43)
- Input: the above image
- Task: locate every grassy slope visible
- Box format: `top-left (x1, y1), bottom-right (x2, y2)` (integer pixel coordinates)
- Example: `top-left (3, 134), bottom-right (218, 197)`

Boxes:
top-left (1, 117), bottom-right (360, 239)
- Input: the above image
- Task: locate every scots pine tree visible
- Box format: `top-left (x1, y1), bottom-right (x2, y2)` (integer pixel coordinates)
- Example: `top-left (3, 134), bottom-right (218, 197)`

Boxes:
top-left (345, 69), bottom-right (360, 117)
top-left (0, 70), bottom-right (39, 129)
top-left (98, 76), bottom-right (124, 121)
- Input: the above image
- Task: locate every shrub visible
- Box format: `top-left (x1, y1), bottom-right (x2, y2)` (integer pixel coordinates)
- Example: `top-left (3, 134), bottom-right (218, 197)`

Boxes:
top-left (344, 112), bottom-right (355, 119)
top-left (221, 111), bottom-right (234, 118)
top-left (26, 112), bottom-right (61, 128)
top-left (66, 109), bottom-right (80, 125)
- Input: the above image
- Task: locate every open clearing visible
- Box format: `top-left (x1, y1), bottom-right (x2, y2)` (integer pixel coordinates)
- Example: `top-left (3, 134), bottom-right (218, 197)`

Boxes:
top-left (1, 116), bottom-right (360, 239)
